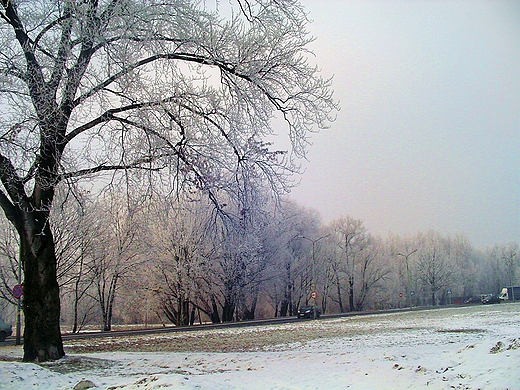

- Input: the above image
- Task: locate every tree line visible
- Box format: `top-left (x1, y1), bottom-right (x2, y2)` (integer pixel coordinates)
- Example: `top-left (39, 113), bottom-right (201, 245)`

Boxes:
top-left (1, 188), bottom-right (517, 333)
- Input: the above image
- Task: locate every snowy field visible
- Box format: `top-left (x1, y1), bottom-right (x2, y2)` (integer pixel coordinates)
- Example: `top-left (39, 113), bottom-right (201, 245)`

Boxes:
top-left (1, 303), bottom-right (519, 390)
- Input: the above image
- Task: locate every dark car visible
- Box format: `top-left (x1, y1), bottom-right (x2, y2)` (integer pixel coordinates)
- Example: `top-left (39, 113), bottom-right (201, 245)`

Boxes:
top-left (0, 318), bottom-right (13, 342)
top-left (464, 296), bottom-right (482, 304)
top-left (482, 294), bottom-right (501, 304)
top-left (297, 305), bottom-right (321, 319)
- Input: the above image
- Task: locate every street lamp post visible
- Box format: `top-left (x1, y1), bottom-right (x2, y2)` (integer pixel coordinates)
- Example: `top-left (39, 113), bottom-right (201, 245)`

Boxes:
top-left (298, 234), bottom-right (330, 319)
top-left (397, 249), bottom-right (417, 309)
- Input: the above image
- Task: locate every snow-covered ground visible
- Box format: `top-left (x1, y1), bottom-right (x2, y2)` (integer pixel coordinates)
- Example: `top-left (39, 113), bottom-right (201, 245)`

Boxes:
top-left (1, 303), bottom-right (519, 389)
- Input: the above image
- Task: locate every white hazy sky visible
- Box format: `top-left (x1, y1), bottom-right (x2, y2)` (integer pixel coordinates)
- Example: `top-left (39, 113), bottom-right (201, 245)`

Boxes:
top-left (286, 0), bottom-right (519, 247)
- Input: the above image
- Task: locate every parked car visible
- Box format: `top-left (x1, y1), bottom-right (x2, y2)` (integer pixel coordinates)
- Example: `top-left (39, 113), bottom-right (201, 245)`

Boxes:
top-left (482, 294), bottom-right (501, 304)
top-left (297, 305), bottom-right (321, 319)
top-left (0, 319), bottom-right (13, 342)
top-left (464, 296), bottom-right (482, 304)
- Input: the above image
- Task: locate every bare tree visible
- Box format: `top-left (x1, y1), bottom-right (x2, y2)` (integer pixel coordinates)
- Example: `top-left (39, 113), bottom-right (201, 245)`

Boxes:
top-left (215, 201), bottom-right (268, 322)
top-left (0, 219), bottom-right (19, 307)
top-left (415, 230), bottom-right (453, 306)
top-left (329, 216), bottom-right (369, 312)
top-left (448, 233), bottom-right (478, 301)
top-left (501, 242), bottom-right (519, 287)
top-left (88, 195), bottom-right (145, 331)
top-left (354, 236), bottom-right (391, 311)
top-left (0, 1), bottom-right (336, 361)
top-left (273, 201), bottom-right (321, 316)
top-left (51, 193), bottom-right (99, 333)
top-left (146, 196), bottom-right (210, 326)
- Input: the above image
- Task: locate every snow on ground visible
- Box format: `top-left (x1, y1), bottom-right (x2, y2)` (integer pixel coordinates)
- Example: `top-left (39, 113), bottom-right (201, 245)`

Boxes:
top-left (1, 303), bottom-right (519, 389)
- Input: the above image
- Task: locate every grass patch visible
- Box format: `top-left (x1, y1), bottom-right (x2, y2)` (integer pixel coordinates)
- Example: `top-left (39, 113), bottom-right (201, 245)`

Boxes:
top-left (437, 328), bottom-right (484, 334)
top-left (41, 356), bottom-right (123, 374)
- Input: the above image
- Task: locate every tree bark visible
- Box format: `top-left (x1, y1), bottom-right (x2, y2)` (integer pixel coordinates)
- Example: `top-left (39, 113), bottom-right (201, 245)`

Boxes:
top-left (348, 276), bottom-right (355, 312)
top-left (222, 297), bottom-right (235, 322)
top-left (210, 296), bottom-right (221, 324)
top-left (242, 294), bottom-right (257, 320)
top-left (279, 299), bottom-right (289, 317)
top-left (334, 270), bottom-right (344, 313)
top-left (21, 222), bottom-right (64, 362)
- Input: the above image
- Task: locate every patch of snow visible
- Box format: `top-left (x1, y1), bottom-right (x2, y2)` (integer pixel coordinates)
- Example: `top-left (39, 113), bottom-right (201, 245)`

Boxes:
top-left (1, 304), bottom-right (519, 389)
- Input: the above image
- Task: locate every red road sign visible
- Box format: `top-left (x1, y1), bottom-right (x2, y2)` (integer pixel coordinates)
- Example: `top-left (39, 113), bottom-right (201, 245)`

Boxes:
top-left (398, 292), bottom-right (404, 298)
top-left (310, 291), bottom-right (318, 299)
top-left (12, 284), bottom-right (23, 299)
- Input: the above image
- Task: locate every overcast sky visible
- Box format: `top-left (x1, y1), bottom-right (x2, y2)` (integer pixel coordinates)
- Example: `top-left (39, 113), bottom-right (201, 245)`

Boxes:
top-left (286, 0), bottom-right (519, 247)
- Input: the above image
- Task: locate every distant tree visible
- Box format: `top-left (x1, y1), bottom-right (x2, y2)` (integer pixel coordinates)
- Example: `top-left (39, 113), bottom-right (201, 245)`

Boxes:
top-left (0, 0), bottom-right (336, 361)
top-left (329, 216), bottom-right (369, 312)
top-left (415, 230), bottom-right (452, 306)
top-left (51, 192), bottom-right (98, 333)
top-left (501, 242), bottom-right (519, 287)
top-left (276, 202), bottom-right (321, 316)
top-left (448, 233), bottom-right (478, 301)
top-left (89, 195), bottom-right (145, 331)
top-left (388, 234), bottom-right (418, 307)
top-left (0, 219), bottom-right (19, 308)
top-left (146, 197), bottom-right (210, 326)
top-left (216, 197), bottom-right (268, 322)
top-left (482, 245), bottom-right (507, 294)
top-left (354, 236), bottom-right (391, 311)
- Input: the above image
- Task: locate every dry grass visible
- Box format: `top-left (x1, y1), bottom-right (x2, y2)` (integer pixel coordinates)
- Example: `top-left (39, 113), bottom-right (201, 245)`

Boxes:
top-left (436, 328), bottom-right (484, 334)
top-left (63, 312), bottom-right (426, 354)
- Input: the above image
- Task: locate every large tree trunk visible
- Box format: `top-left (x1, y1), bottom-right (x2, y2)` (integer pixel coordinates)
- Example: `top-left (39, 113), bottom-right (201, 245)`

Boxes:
top-left (242, 294), bottom-right (257, 320)
top-left (222, 296), bottom-right (235, 322)
top-left (21, 222), bottom-right (64, 362)
top-left (279, 266), bottom-right (292, 317)
top-left (210, 296), bottom-right (221, 324)
top-left (180, 299), bottom-right (190, 326)
top-left (279, 299), bottom-right (289, 317)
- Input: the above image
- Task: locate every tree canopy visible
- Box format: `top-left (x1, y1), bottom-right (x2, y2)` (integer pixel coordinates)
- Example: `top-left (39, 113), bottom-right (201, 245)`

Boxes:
top-left (0, 0), bottom-right (336, 361)
top-left (0, 0), bottom-right (336, 215)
